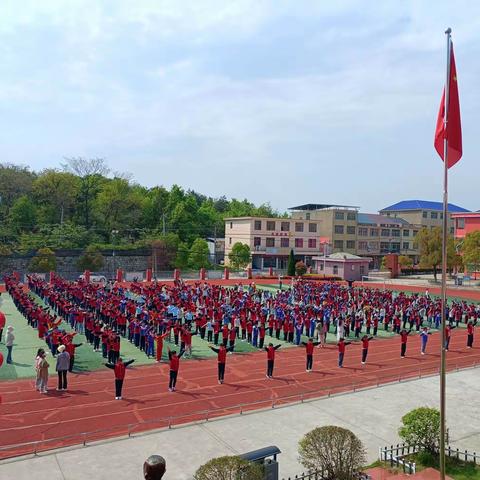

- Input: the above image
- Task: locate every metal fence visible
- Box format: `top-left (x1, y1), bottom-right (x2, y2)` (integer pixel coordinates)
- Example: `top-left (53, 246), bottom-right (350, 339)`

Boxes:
top-left (282, 471), bottom-right (371, 479)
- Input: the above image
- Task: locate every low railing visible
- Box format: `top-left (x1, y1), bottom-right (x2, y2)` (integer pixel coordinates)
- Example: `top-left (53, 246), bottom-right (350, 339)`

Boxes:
top-left (1, 360), bottom-right (478, 461)
top-left (282, 471), bottom-right (371, 479)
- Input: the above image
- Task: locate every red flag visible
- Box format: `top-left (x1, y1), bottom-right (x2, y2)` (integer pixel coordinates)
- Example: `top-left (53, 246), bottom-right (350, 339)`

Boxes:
top-left (434, 43), bottom-right (462, 168)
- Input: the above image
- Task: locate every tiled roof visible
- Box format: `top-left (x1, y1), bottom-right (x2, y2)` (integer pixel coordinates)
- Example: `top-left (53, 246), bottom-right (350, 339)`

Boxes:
top-left (380, 200), bottom-right (469, 213)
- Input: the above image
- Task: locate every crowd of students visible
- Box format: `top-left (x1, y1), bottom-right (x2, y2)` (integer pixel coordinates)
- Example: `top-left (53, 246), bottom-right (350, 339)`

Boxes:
top-left (3, 274), bottom-right (479, 398)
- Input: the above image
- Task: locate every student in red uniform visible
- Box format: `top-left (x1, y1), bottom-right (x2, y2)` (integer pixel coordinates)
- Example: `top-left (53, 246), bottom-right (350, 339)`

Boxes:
top-left (264, 343), bottom-right (281, 378)
top-left (400, 329), bottom-right (411, 358)
top-left (301, 338), bottom-right (320, 372)
top-left (209, 344), bottom-right (234, 384)
top-left (167, 348), bottom-right (185, 392)
top-left (155, 331), bottom-right (169, 362)
top-left (105, 357), bottom-right (135, 400)
top-left (228, 327), bottom-right (236, 351)
top-left (445, 324), bottom-right (456, 351)
top-left (361, 335), bottom-right (374, 364)
top-left (466, 321), bottom-right (475, 349)
top-left (337, 338), bottom-right (351, 368)
top-left (0, 310), bottom-right (5, 343)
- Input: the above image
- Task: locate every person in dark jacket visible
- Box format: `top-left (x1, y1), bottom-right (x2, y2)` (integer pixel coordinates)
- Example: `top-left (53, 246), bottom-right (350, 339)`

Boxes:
top-left (105, 357), bottom-right (135, 399)
top-left (55, 345), bottom-right (70, 391)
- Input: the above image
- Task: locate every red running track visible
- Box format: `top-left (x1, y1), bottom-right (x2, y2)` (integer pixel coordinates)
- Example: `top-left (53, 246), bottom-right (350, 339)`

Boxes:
top-left (1, 330), bottom-right (479, 459)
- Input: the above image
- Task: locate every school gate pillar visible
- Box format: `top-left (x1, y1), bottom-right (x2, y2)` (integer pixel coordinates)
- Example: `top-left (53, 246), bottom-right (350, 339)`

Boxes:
top-left (84, 270), bottom-right (91, 283)
top-left (224, 268), bottom-right (229, 280)
top-left (146, 268), bottom-right (152, 282)
top-left (247, 267), bottom-right (252, 279)
top-left (200, 268), bottom-right (206, 280)
top-left (49, 271), bottom-right (55, 284)
top-left (385, 254), bottom-right (399, 279)
top-left (116, 269), bottom-right (123, 283)
top-left (268, 267), bottom-right (273, 276)
top-left (174, 269), bottom-right (181, 281)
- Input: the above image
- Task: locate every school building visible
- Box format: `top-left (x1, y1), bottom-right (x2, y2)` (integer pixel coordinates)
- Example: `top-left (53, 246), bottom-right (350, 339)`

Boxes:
top-left (224, 200), bottom-right (470, 270)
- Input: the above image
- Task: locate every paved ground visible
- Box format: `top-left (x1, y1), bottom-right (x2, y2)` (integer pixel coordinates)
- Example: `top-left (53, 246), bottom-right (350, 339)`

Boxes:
top-left (0, 367), bottom-right (478, 480)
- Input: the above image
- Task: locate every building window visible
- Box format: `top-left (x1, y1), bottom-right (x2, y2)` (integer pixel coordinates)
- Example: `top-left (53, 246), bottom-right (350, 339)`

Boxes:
top-left (254, 220), bottom-right (262, 230)
top-left (333, 265), bottom-right (339, 275)
top-left (346, 240), bottom-right (355, 249)
top-left (334, 225), bottom-right (344, 234)
top-left (423, 211), bottom-right (428, 218)
top-left (334, 240), bottom-right (343, 249)
top-left (380, 242), bottom-right (390, 251)
top-left (347, 226), bottom-right (356, 235)
top-left (295, 222), bottom-right (304, 232)
top-left (413, 230), bottom-right (418, 236)
top-left (391, 242), bottom-right (401, 252)
top-left (281, 221), bottom-right (290, 231)
top-left (295, 238), bottom-right (303, 248)
top-left (391, 229), bottom-right (400, 237)
top-left (431, 212), bottom-right (438, 219)
top-left (280, 238), bottom-right (289, 248)
top-left (306, 213), bottom-right (311, 220)
top-left (230, 222), bottom-right (233, 229)
top-left (370, 228), bottom-right (379, 236)
top-left (381, 229), bottom-right (390, 237)
top-left (319, 263), bottom-right (324, 271)
top-left (358, 227), bottom-right (368, 236)
top-left (403, 242), bottom-right (410, 250)
top-left (403, 229), bottom-right (409, 236)
top-left (229, 237), bottom-right (232, 245)
top-left (309, 223), bottom-right (317, 233)
top-left (253, 237), bottom-right (261, 247)
top-left (457, 218), bottom-right (465, 229)
top-left (440, 213), bottom-right (444, 219)
top-left (308, 238), bottom-right (317, 248)
top-left (359, 241), bottom-right (368, 250)
top-left (266, 238), bottom-right (275, 247)
top-left (335, 212), bottom-right (345, 220)
top-left (450, 227), bottom-right (455, 234)
top-left (266, 221), bottom-right (276, 231)
top-left (359, 265), bottom-right (365, 275)
top-left (347, 212), bottom-right (356, 221)
top-left (369, 242), bottom-right (379, 250)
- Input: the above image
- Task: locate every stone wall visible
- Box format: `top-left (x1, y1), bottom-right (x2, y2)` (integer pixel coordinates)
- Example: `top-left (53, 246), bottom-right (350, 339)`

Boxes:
top-left (0, 249), bottom-right (152, 281)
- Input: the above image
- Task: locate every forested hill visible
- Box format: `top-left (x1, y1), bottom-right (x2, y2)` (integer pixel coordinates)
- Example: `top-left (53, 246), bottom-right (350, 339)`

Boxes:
top-left (0, 158), bottom-right (284, 255)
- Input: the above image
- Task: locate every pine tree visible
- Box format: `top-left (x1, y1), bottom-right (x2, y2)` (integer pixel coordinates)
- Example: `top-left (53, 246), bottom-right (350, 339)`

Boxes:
top-left (287, 249), bottom-right (296, 276)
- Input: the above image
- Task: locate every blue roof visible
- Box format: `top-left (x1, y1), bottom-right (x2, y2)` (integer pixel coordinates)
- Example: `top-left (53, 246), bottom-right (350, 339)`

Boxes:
top-left (357, 213), bottom-right (409, 226)
top-left (380, 200), bottom-right (470, 213)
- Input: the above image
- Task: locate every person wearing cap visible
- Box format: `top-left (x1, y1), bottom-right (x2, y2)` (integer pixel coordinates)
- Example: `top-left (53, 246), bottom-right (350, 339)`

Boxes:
top-left (6, 326), bottom-right (15, 364)
top-left (55, 345), bottom-right (70, 391)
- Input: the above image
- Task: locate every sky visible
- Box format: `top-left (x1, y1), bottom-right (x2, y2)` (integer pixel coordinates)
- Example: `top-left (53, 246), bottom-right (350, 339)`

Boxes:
top-left (1, 0), bottom-right (479, 213)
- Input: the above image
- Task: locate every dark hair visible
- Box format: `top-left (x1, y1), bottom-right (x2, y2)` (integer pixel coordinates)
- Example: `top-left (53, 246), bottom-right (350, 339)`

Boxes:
top-left (36, 348), bottom-right (45, 357)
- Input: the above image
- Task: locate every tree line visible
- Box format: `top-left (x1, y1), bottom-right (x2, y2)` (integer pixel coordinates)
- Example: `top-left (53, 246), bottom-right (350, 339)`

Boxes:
top-left (0, 158), bottom-right (283, 269)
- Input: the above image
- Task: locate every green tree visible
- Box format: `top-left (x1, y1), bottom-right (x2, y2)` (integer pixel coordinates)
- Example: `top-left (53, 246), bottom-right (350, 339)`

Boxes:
top-left (228, 242), bottom-right (251, 269)
top-left (29, 248), bottom-right (57, 272)
top-left (188, 238), bottom-right (210, 269)
top-left (462, 231), bottom-right (480, 273)
top-left (398, 255), bottom-right (413, 269)
top-left (0, 163), bottom-right (36, 220)
top-left (287, 249), bottom-right (296, 276)
top-left (295, 260), bottom-right (307, 276)
top-left (398, 407), bottom-right (440, 453)
top-left (417, 227), bottom-right (443, 281)
top-left (298, 426), bottom-right (366, 480)
top-left (62, 157), bottom-right (109, 229)
top-left (32, 169), bottom-right (79, 224)
top-left (9, 195), bottom-right (37, 232)
top-left (175, 241), bottom-right (190, 269)
top-left (193, 456), bottom-right (263, 480)
top-left (77, 245), bottom-right (105, 271)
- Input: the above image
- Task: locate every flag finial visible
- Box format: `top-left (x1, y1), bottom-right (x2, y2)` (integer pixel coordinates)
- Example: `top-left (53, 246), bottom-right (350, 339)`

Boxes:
top-left (445, 27), bottom-right (452, 34)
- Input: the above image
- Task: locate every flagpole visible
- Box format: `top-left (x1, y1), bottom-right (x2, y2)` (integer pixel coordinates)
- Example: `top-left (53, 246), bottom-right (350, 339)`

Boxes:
top-left (439, 26), bottom-right (452, 480)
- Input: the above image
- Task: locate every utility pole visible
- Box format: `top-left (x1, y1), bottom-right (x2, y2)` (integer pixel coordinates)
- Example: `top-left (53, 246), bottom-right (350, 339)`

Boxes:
top-left (162, 213), bottom-right (166, 235)
top-left (213, 225), bottom-right (217, 267)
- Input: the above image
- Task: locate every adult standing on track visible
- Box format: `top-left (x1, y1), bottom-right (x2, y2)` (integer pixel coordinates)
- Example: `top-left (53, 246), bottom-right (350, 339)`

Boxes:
top-left (5, 326), bottom-right (15, 364)
top-left (361, 335), bottom-right (374, 364)
top-left (105, 357), bottom-right (135, 400)
top-left (209, 344), bottom-right (234, 384)
top-left (445, 324), bottom-right (456, 351)
top-left (467, 321), bottom-right (476, 349)
top-left (337, 337), bottom-right (351, 368)
top-left (265, 343), bottom-right (281, 379)
top-left (167, 348), bottom-right (184, 392)
top-left (400, 329), bottom-right (411, 358)
top-left (36, 349), bottom-right (49, 394)
top-left (56, 345), bottom-right (70, 391)
top-left (301, 338), bottom-right (320, 372)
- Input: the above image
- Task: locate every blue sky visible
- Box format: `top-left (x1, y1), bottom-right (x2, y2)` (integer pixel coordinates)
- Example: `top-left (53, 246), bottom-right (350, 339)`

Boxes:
top-left (1, 1), bottom-right (479, 213)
